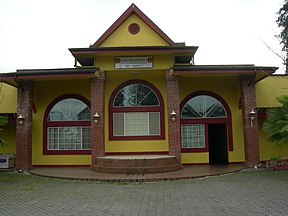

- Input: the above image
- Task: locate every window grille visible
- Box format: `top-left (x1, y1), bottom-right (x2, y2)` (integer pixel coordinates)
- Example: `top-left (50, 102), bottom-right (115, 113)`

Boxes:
top-left (181, 124), bottom-right (205, 148)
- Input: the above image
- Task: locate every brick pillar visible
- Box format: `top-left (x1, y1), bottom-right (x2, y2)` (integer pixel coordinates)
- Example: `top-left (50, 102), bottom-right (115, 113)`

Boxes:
top-left (165, 70), bottom-right (182, 166)
top-left (91, 72), bottom-right (105, 167)
top-left (239, 76), bottom-right (259, 166)
top-left (15, 80), bottom-right (34, 171)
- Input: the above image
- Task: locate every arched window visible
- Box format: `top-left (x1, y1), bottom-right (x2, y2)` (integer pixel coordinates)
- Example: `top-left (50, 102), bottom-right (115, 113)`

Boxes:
top-left (181, 95), bottom-right (227, 119)
top-left (43, 95), bottom-right (91, 155)
top-left (180, 92), bottom-right (233, 152)
top-left (109, 80), bottom-right (164, 140)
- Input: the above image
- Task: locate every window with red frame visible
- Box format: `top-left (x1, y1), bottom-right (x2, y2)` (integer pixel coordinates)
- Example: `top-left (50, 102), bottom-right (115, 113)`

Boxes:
top-left (181, 94), bottom-right (229, 151)
top-left (44, 96), bottom-right (91, 154)
top-left (110, 81), bottom-right (164, 140)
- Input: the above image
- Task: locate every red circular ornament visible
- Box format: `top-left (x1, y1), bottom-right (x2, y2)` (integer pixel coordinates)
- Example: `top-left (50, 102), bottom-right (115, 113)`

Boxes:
top-left (128, 23), bottom-right (140, 34)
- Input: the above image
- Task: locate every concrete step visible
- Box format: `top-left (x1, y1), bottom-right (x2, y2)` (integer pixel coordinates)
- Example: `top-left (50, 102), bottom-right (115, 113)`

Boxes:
top-left (92, 155), bottom-right (181, 174)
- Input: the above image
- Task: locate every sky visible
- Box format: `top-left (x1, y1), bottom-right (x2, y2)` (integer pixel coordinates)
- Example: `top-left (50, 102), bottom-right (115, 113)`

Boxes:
top-left (0, 0), bottom-right (286, 73)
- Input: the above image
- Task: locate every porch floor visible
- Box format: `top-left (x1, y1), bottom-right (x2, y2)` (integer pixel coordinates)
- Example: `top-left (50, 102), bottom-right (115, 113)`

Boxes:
top-left (29, 164), bottom-right (244, 182)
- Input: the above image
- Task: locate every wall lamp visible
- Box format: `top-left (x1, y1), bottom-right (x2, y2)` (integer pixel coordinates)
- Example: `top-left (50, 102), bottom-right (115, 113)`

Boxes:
top-left (170, 110), bottom-right (177, 122)
top-left (249, 109), bottom-right (256, 128)
top-left (93, 112), bottom-right (100, 124)
top-left (17, 114), bottom-right (24, 126)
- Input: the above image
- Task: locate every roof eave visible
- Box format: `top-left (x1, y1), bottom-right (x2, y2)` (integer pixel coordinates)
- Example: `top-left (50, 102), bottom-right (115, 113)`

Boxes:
top-left (172, 65), bottom-right (278, 82)
top-left (69, 46), bottom-right (198, 56)
top-left (16, 67), bottom-right (98, 75)
top-left (0, 67), bottom-right (98, 84)
top-left (173, 65), bottom-right (277, 73)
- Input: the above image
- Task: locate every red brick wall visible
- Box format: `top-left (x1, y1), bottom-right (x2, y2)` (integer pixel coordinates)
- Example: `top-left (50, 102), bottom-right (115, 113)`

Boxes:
top-left (239, 76), bottom-right (259, 166)
top-left (165, 70), bottom-right (182, 164)
top-left (94, 156), bottom-right (180, 174)
top-left (15, 80), bottom-right (34, 170)
top-left (91, 72), bottom-right (106, 166)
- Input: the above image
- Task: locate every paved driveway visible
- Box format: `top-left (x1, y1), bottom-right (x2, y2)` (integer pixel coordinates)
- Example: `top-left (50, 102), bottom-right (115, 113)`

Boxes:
top-left (0, 170), bottom-right (287, 216)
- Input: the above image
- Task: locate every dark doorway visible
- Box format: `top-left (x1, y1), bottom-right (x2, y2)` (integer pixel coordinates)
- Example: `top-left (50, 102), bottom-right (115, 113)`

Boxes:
top-left (208, 124), bottom-right (228, 165)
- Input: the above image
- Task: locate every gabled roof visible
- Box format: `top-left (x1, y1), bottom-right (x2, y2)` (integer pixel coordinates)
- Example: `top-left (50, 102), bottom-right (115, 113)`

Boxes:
top-left (91, 3), bottom-right (175, 47)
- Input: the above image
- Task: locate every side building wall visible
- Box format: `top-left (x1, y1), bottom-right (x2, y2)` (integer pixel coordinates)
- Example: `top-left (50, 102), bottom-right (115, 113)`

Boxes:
top-left (0, 83), bottom-right (17, 155)
top-left (256, 75), bottom-right (288, 160)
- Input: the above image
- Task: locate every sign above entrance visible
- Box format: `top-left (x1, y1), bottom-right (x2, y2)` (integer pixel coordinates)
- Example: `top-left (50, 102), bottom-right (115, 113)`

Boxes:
top-left (115, 56), bottom-right (153, 69)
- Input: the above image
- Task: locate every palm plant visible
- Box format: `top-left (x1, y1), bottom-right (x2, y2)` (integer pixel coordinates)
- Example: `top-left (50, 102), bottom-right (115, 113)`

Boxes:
top-left (263, 96), bottom-right (288, 148)
top-left (0, 115), bottom-right (8, 148)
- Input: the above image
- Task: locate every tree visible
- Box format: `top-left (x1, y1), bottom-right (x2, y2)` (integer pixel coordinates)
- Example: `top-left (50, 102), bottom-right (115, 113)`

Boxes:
top-left (263, 96), bottom-right (288, 148)
top-left (276, 0), bottom-right (288, 74)
top-left (0, 115), bottom-right (8, 148)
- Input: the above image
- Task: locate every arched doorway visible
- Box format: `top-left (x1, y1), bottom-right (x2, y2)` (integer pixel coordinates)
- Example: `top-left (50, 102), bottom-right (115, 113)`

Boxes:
top-left (180, 92), bottom-right (233, 165)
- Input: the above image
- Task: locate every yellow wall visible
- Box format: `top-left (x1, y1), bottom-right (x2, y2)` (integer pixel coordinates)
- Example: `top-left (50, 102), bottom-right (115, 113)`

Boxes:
top-left (258, 119), bottom-right (288, 160)
top-left (96, 12), bottom-right (249, 164)
top-left (179, 76), bottom-right (245, 164)
top-left (29, 74), bottom-right (288, 165)
top-left (0, 123), bottom-right (16, 154)
top-left (0, 83), bottom-right (17, 113)
top-left (256, 75), bottom-right (288, 107)
top-left (32, 72), bottom-right (170, 164)
top-left (32, 79), bottom-right (91, 165)
top-left (29, 9), bottom-right (174, 164)
top-left (30, 75), bottom-right (247, 165)
top-left (256, 76), bottom-right (288, 160)
top-left (105, 70), bottom-right (169, 153)
top-left (100, 13), bottom-right (169, 47)
top-left (181, 153), bottom-right (209, 164)
top-left (104, 74), bottom-right (247, 163)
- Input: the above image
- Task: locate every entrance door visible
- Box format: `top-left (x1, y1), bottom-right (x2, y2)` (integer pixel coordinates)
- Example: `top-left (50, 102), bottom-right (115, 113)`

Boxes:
top-left (180, 93), bottom-right (233, 164)
top-left (208, 124), bottom-right (228, 165)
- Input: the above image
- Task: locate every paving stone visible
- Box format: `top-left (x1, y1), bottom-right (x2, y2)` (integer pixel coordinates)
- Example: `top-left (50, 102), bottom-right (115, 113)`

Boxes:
top-left (0, 170), bottom-right (288, 216)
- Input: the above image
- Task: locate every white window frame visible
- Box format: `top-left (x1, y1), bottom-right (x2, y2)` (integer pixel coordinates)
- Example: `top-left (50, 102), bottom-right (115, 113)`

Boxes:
top-left (181, 124), bottom-right (205, 149)
top-left (47, 126), bottom-right (91, 150)
top-left (113, 112), bottom-right (160, 136)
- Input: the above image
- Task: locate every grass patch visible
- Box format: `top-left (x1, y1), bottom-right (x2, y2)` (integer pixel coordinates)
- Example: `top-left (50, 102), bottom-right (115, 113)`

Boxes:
top-left (0, 172), bottom-right (59, 184)
top-left (0, 172), bottom-right (63, 192)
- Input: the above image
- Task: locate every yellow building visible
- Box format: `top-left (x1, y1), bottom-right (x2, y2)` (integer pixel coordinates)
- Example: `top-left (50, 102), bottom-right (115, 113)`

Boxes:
top-left (0, 4), bottom-right (287, 173)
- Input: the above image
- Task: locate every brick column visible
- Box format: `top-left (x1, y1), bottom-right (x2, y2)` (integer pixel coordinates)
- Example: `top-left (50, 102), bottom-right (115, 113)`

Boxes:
top-left (239, 76), bottom-right (259, 166)
top-left (91, 71), bottom-right (105, 167)
top-left (165, 70), bottom-right (182, 165)
top-left (15, 80), bottom-right (34, 171)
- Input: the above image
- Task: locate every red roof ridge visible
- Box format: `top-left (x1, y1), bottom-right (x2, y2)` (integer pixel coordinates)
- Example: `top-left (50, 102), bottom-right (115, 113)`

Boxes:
top-left (90, 3), bottom-right (175, 47)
